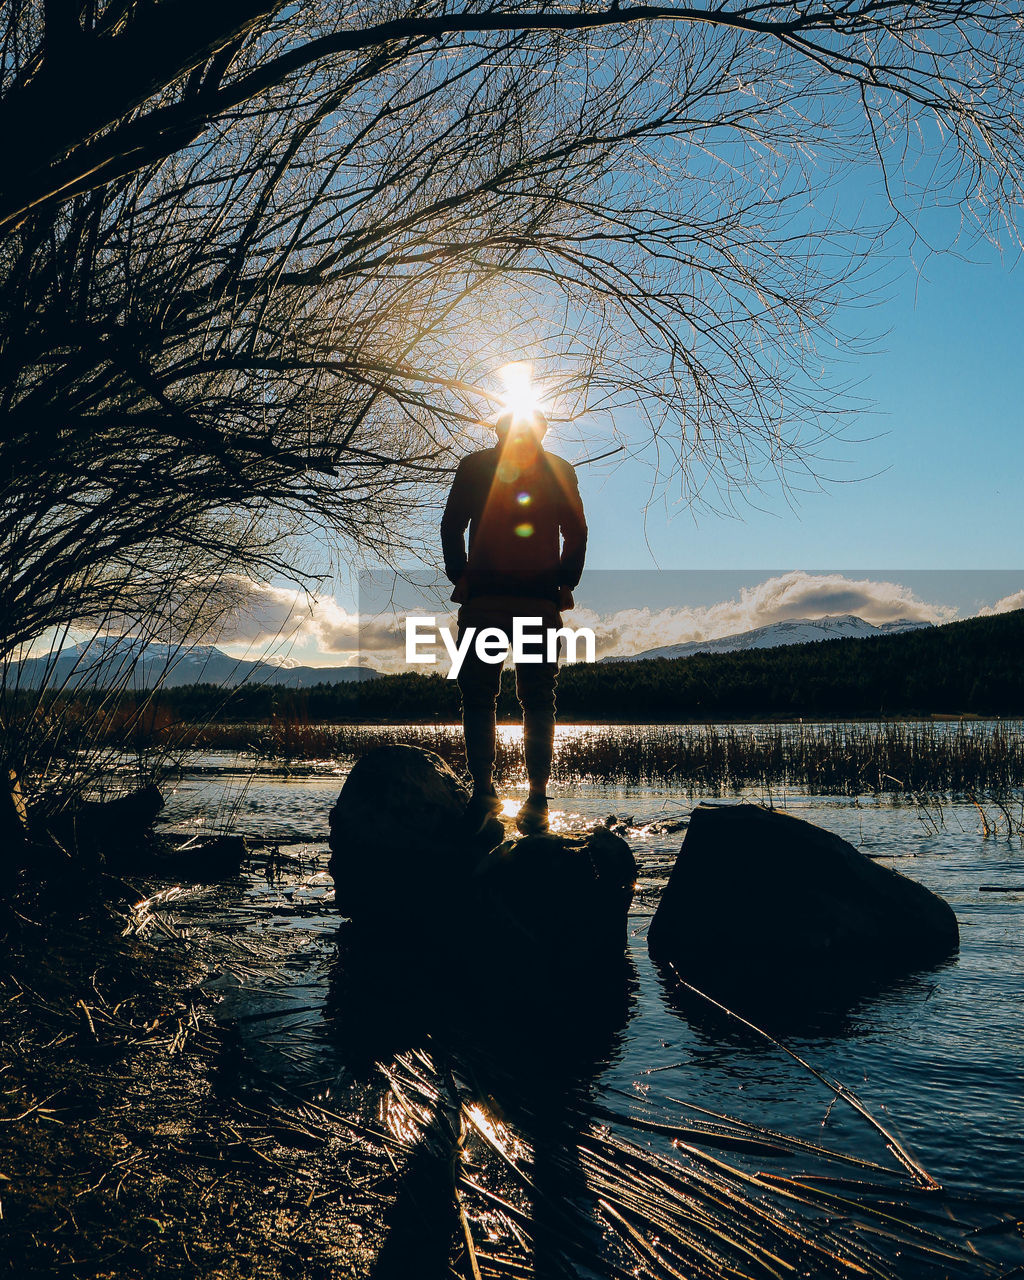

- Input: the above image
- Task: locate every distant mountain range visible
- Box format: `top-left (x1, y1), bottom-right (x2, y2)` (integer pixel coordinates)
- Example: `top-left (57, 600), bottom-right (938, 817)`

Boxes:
top-left (606, 614), bottom-right (932, 663)
top-left (7, 615), bottom-right (936, 690)
top-left (7, 635), bottom-right (379, 690)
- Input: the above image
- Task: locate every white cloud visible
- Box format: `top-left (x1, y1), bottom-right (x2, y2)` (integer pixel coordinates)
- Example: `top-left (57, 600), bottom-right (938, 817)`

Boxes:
top-left (208, 576), bottom-right (406, 655)
top-left (570, 571), bottom-right (957, 658)
top-left (979, 589), bottom-right (1024, 616)
top-left (93, 569), bottom-right (977, 670)
top-left (138, 574), bottom-right (402, 658)
top-left (243, 570), bottom-right (956, 666)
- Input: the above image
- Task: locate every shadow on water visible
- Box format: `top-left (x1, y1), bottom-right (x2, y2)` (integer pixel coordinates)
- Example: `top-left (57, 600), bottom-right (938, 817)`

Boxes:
top-left (326, 921), bottom-right (638, 1280)
top-left (187, 849), bottom-right (1020, 1279)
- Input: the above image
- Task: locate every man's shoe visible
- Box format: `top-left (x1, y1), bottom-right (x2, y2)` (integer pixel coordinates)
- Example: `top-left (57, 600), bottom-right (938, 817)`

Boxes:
top-left (465, 784), bottom-right (502, 835)
top-left (516, 794), bottom-right (549, 835)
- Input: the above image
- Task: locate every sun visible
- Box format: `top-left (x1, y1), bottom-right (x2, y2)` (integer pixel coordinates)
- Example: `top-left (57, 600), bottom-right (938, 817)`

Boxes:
top-left (498, 361), bottom-right (542, 420)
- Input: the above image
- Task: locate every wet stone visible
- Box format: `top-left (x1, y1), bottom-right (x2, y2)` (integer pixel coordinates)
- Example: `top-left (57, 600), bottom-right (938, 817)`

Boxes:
top-left (648, 802), bottom-right (960, 1003)
top-left (327, 745), bottom-right (637, 980)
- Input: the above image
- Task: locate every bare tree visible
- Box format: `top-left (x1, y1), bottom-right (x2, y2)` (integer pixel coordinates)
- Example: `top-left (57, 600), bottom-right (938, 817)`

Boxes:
top-left (2, 0), bottom-right (1024, 667)
top-left (2, 2), bottom-right (1022, 234)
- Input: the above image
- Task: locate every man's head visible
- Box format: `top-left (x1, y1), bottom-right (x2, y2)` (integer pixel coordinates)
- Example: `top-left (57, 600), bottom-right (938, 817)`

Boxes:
top-left (494, 408), bottom-right (548, 445)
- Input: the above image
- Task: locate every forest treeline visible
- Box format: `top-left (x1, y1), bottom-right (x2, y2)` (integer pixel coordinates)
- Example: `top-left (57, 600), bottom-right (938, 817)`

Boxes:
top-left (37, 608), bottom-right (1024, 725)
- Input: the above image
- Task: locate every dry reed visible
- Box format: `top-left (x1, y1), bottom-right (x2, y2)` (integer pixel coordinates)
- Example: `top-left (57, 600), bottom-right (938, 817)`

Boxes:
top-left (156, 719), bottom-right (1024, 795)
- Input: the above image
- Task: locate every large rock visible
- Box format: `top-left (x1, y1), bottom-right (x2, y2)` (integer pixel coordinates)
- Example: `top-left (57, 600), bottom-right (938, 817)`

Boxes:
top-left (471, 827), bottom-right (637, 982)
top-left (327, 746), bottom-right (636, 982)
top-left (328, 744), bottom-right (488, 919)
top-left (331, 745), bottom-right (470, 850)
top-left (648, 804), bottom-right (959, 998)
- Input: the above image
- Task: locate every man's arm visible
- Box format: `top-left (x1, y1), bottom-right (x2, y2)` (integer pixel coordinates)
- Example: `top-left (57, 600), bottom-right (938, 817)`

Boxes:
top-left (557, 461), bottom-right (587, 589)
top-left (440, 458), bottom-right (471, 584)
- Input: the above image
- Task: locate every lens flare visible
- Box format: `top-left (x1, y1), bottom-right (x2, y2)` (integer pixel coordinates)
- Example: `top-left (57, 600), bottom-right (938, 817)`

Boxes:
top-left (498, 361), bottom-right (541, 420)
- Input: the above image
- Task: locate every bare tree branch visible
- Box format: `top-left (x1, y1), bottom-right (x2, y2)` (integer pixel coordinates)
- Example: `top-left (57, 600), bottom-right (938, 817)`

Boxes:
top-left (2, 0), bottom-right (1023, 673)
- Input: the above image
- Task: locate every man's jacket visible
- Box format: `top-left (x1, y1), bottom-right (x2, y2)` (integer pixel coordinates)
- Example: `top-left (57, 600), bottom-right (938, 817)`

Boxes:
top-left (441, 444), bottom-right (587, 603)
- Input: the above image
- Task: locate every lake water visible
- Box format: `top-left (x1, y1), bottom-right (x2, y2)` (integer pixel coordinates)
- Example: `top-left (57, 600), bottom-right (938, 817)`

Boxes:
top-left (154, 725), bottom-right (1024, 1276)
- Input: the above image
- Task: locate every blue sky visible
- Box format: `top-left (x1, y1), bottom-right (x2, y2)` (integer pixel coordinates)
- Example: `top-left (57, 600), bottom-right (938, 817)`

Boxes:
top-left (234, 219), bottom-right (1022, 668)
top-left (212, 227), bottom-right (1023, 669)
top-left (575, 237), bottom-right (1024, 571)
top-left (165, 141), bottom-right (1020, 671)
top-left (45, 224), bottom-right (1019, 671)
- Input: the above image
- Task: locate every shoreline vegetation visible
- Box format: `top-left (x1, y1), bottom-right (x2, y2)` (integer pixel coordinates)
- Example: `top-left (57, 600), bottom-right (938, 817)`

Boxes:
top-left (5, 870), bottom-right (1019, 1280)
top-left (0, 880), bottom-right (388, 1279)
top-left (222, 721), bottom-right (1024, 797)
top-left (26, 718), bottom-right (1024, 796)
top-left (3, 609), bottom-right (1022, 808)
top-left (4, 641), bottom-right (1023, 1271)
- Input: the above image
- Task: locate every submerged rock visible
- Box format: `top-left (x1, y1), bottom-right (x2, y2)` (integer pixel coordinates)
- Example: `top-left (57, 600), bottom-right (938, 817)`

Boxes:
top-left (648, 803), bottom-right (959, 999)
top-left (43, 783), bottom-right (165, 860)
top-left (158, 834), bottom-right (247, 881)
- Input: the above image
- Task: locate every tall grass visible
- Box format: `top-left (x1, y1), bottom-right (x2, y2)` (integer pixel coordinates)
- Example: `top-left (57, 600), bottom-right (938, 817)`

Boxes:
top-left (61, 713), bottom-right (1024, 794)
top-left (545, 720), bottom-right (1024, 793)
top-left (2, 624), bottom-right (271, 816)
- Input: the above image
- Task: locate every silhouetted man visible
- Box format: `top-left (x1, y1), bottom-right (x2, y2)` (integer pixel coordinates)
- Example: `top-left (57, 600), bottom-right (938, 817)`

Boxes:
top-left (442, 409), bottom-right (587, 834)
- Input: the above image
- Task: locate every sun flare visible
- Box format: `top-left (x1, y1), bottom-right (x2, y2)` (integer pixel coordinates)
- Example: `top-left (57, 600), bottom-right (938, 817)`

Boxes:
top-left (498, 361), bottom-right (542, 420)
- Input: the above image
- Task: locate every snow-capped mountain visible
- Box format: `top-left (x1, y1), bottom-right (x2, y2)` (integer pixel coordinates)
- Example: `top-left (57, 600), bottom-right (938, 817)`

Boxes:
top-left (7, 635), bottom-right (379, 690)
top-left (606, 614), bottom-right (932, 663)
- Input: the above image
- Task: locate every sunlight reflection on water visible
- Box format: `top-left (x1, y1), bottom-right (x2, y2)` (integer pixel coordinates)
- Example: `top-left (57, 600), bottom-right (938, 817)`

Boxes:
top-left (160, 734), bottom-right (1024, 1216)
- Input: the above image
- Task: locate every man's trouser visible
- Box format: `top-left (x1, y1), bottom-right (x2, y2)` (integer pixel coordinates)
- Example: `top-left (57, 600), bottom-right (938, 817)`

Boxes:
top-left (456, 596), bottom-right (561, 793)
